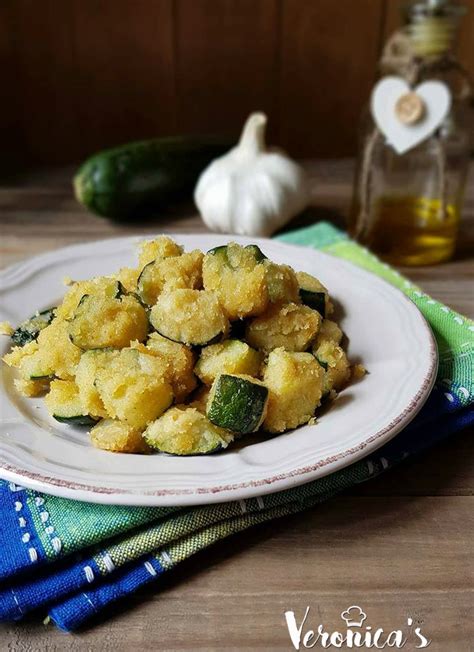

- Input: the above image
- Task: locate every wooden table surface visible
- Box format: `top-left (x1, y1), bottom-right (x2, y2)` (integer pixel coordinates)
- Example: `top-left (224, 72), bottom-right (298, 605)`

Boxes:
top-left (0, 160), bottom-right (473, 651)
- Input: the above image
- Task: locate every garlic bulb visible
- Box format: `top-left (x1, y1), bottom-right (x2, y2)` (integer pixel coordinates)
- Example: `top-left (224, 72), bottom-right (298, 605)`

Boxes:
top-left (194, 112), bottom-right (310, 237)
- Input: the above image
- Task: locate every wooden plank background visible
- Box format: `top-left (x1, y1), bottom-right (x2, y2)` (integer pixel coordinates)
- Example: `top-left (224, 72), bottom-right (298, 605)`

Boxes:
top-left (1, 0), bottom-right (473, 166)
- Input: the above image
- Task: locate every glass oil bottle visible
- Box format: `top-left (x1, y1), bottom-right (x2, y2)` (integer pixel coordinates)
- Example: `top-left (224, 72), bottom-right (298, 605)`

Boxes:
top-left (350, 0), bottom-right (472, 265)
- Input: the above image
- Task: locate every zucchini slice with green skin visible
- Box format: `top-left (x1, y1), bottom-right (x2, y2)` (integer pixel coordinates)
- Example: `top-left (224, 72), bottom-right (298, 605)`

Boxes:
top-left (74, 348), bottom-right (118, 418)
top-left (144, 406), bottom-right (234, 456)
top-left (296, 271), bottom-right (330, 318)
top-left (136, 261), bottom-right (160, 306)
top-left (202, 243), bottom-right (269, 320)
top-left (149, 289), bottom-right (229, 346)
top-left (136, 250), bottom-right (203, 307)
top-left (68, 293), bottom-right (148, 350)
top-left (244, 244), bottom-right (267, 262)
top-left (207, 243), bottom-right (267, 264)
top-left (312, 341), bottom-right (351, 394)
top-left (206, 244), bottom-right (228, 258)
top-left (19, 350), bottom-right (55, 381)
top-left (263, 261), bottom-right (300, 304)
top-left (299, 289), bottom-right (326, 317)
top-left (128, 291), bottom-right (149, 310)
top-left (11, 308), bottom-right (56, 347)
top-left (79, 279), bottom-right (125, 301)
top-left (114, 280), bottom-right (126, 298)
top-left (195, 339), bottom-right (262, 386)
top-left (67, 279), bottom-right (125, 326)
top-left (207, 374), bottom-right (268, 434)
top-left (74, 137), bottom-right (232, 220)
top-left (54, 414), bottom-right (99, 427)
top-left (45, 380), bottom-right (98, 427)
top-left (314, 356), bottom-right (328, 371)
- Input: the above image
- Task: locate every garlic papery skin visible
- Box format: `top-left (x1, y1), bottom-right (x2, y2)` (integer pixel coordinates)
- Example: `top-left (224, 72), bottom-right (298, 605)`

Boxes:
top-left (194, 113), bottom-right (310, 237)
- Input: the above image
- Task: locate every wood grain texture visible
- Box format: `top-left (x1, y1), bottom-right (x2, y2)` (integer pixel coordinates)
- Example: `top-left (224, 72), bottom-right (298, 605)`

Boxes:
top-left (175, 0), bottom-right (279, 140)
top-left (70, 0), bottom-right (176, 158)
top-left (6, 0), bottom-right (77, 165)
top-left (278, 0), bottom-right (384, 157)
top-left (2, 0), bottom-right (473, 164)
top-left (0, 2), bottom-right (22, 170)
top-left (0, 160), bottom-right (472, 649)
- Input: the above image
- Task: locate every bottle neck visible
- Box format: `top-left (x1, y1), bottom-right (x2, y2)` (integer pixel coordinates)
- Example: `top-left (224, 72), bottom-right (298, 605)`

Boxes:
top-left (408, 15), bottom-right (458, 57)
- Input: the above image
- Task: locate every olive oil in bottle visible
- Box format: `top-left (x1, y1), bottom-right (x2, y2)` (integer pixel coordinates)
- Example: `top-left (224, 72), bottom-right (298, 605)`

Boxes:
top-left (367, 196), bottom-right (459, 266)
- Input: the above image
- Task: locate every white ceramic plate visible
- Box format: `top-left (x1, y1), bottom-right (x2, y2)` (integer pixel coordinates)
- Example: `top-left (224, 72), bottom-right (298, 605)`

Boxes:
top-left (0, 234), bottom-right (437, 506)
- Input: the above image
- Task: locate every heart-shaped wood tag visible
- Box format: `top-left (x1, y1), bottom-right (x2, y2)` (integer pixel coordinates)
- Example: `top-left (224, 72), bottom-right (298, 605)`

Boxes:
top-left (371, 76), bottom-right (452, 155)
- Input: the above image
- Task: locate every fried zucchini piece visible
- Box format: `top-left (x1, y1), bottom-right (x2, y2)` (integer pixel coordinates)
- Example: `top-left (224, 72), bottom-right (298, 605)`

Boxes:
top-left (137, 250), bottom-right (203, 306)
top-left (202, 243), bottom-right (269, 319)
top-left (56, 277), bottom-right (123, 320)
top-left (95, 348), bottom-right (173, 429)
top-left (195, 339), bottom-right (262, 385)
top-left (116, 267), bottom-right (141, 293)
top-left (69, 294), bottom-right (148, 350)
top-left (263, 261), bottom-right (300, 305)
top-left (246, 303), bottom-right (320, 352)
top-left (263, 348), bottom-right (324, 433)
top-left (145, 332), bottom-right (197, 402)
top-left (352, 363), bottom-right (366, 382)
top-left (14, 378), bottom-right (50, 398)
top-left (38, 318), bottom-right (82, 379)
top-left (138, 236), bottom-right (183, 269)
top-left (313, 341), bottom-right (351, 393)
top-left (3, 342), bottom-right (52, 397)
top-left (18, 350), bottom-right (55, 381)
top-left (75, 349), bottom-right (118, 418)
top-left (207, 374), bottom-right (268, 434)
top-left (0, 322), bottom-right (14, 336)
top-left (3, 340), bottom-right (39, 369)
top-left (296, 271), bottom-right (333, 317)
top-left (17, 318), bottom-right (82, 381)
top-left (313, 319), bottom-right (343, 349)
top-left (90, 419), bottom-right (149, 453)
top-left (150, 289), bottom-right (229, 346)
top-left (45, 379), bottom-right (98, 426)
top-left (144, 406), bottom-right (234, 455)
top-left (241, 244), bottom-right (267, 261)
top-left (11, 308), bottom-right (56, 347)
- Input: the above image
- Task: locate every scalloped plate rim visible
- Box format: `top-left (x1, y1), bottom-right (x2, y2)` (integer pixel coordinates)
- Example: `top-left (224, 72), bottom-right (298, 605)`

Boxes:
top-left (0, 234), bottom-right (437, 506)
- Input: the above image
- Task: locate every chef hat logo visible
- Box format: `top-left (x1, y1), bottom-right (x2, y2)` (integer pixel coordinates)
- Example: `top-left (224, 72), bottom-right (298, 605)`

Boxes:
top-left (341, 605), bottom-right (367, 627)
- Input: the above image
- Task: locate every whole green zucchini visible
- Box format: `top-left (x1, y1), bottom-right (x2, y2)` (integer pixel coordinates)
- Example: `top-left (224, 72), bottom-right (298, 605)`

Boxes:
top-left (73, 137), bottom-right (232, 219)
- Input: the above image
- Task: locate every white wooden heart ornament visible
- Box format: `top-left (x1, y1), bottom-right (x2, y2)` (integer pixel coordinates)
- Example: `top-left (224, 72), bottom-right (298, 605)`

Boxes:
top-left (371, 76), bottom-right (452, 155)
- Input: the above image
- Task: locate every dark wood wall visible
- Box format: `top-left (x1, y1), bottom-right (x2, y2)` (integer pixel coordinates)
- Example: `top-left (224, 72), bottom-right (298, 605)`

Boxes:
top-left (2, 0), bottom-right (473, 166)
